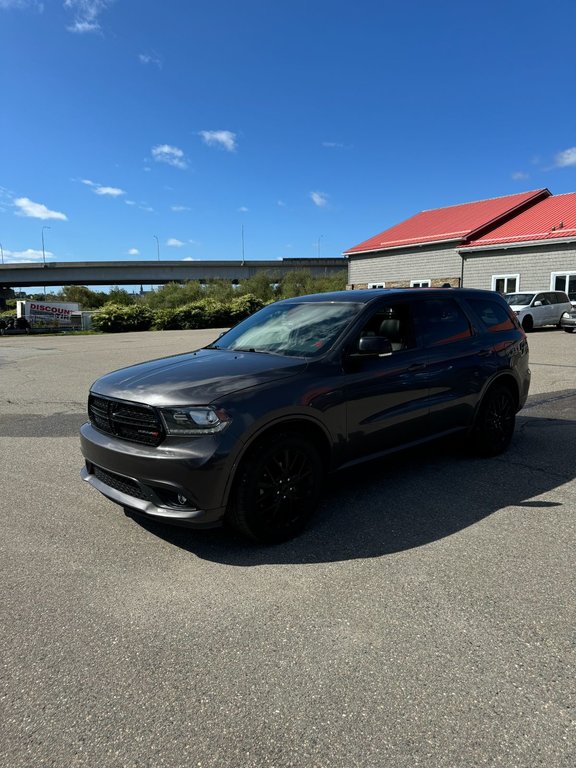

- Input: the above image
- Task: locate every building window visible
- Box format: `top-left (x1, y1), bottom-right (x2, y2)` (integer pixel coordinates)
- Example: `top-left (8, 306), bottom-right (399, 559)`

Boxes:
top-left (411, 279), bottom-right (430, 288)
top-left (492, 274), bottom-right (519, 294)
top-left (368, 282), bottom-right (385, 289)
top-left (552, 272), bottom-right (576, 302)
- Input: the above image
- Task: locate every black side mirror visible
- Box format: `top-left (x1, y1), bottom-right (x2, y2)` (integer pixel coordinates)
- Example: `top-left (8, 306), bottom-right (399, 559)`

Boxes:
top-left (357, 336), bottom-right (393, 356)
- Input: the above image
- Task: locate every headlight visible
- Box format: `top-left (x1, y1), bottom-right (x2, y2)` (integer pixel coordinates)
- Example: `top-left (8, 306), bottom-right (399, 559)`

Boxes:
top-left (159, 406), bottom-right (230, 435)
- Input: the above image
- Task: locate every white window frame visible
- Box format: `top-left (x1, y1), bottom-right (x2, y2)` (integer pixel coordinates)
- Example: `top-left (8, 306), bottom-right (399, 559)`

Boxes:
top-left (492, 274), bottom-right (519, 293)
top-left (551, 271), bottom-right (576, 294)
top-left (410, 279), bottom-right (430, 288)
top-left (368, 282), bottom-right (386, 289)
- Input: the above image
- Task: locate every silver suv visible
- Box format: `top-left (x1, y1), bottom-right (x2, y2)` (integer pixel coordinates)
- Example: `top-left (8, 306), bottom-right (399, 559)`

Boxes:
top-left (503, 290), bottom-right (572, 332)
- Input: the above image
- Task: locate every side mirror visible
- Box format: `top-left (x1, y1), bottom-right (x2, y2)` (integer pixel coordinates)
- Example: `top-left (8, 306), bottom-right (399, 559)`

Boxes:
top-left (533, 300), bottom-right (543, 307)
top-left (357, 336), bottom-right (393, 356)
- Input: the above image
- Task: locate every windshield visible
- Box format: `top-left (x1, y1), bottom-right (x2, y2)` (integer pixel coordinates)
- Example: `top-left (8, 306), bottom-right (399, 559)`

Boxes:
top-left (504, 293), bottom-right (535, 306)
top-left (208, 301), bottom-right (363, 357)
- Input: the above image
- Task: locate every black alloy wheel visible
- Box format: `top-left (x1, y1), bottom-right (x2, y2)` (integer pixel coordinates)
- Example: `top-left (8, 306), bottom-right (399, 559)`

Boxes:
top-left (471, 385), bottom-right (516, 457)
top-left (228, 433), bottom-right (324, 544)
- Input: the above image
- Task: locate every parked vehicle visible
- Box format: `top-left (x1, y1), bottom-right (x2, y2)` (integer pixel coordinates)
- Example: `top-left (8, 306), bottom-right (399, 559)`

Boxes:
top-left (80, 288), bottom-right (531, 543)
top-left (503, 290), bottom-right (572, 332)
top-left (560, 306), bottom-right (576, 333)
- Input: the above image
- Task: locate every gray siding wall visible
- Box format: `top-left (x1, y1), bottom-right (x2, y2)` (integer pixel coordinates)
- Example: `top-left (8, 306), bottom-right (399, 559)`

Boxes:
top-left (348, 241), bottom-right (576, 292)
top-left (462, 242), bottom-right (576, 291)
top-left (348, 243), bottom-right (462, 286)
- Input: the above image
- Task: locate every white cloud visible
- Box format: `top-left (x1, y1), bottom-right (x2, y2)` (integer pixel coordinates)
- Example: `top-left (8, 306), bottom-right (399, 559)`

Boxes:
top-left (139, 52), bottom-right (162, 68)
top-left (512, 171), bottom-right (529, 181)
top-left (554, 147), bottom-right (576, 168)
top-left (182, 257), bottom-right (196, 261)
top-left (152, 144), bottom-right (188, 169)
top-left (128, 248), bottom-right (139, 255)
top-left (322, 141), bottom-right (344, 148)
top-left (277, 200), bottom-right (287, 207)
top-left (1, 247), bottom-right (53, 263)
top-left (171, 205), bottom-right (191, 212)
top-left (81, 178), bottom-right (125, 196)
top-left (14, 197), bottom-right (68, 220)
top-left (64, 0), bottom-right (114, 34)
top-left (310, 191), bottom-right (329, 208)
top-left (166, 238), bottom-right (184, 247)
top-left (94, 185), bottom-right (125, 197)
top-left (238, 206), bottom-right (249, 213)
top-left (0, 1), bottom-right (43, 10)
top-left (199, 130), bottom-right (237, 152)
top-left (125, 200), bottom-right (136, 206)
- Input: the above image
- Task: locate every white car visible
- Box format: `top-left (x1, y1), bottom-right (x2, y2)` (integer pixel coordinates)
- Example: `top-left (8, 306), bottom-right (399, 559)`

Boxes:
top-left (503, 290), bottom-right (573, 332)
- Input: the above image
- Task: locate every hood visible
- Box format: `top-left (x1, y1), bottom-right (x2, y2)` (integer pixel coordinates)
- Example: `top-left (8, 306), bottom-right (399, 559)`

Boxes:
top-left (508, 304), bottom-right (530, 311)
top-left (91, 348), bottom-right (307, 406)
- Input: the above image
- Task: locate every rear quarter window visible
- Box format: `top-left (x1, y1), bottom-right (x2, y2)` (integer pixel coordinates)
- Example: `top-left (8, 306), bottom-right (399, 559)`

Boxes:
top-left (467, 298), bottom-right (516, 333)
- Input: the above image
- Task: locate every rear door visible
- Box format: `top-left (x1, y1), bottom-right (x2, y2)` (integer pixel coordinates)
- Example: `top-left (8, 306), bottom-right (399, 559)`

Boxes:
top-left (412, 296), bottom-right (485, 434)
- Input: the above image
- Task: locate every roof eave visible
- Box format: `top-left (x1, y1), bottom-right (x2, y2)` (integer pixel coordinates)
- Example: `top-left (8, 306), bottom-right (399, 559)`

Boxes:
top-left (344, 237), bottom-right (462, 257)
top-left (460, 235), bottom-right (576, 253)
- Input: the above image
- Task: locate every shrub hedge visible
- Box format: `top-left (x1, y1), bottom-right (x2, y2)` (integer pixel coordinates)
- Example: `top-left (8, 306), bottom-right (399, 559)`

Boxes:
top-left (91, 294), bottom-right (266, 333)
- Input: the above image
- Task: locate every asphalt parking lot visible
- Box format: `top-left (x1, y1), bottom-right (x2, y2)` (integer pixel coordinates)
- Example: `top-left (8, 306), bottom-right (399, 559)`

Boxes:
top-left (1, 328), bottom-right (575, 767)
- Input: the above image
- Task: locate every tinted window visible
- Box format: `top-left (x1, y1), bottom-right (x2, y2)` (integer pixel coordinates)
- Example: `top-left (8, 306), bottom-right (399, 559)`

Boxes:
top-left (467, 298), bottom-right (515, 333)
top-left (416, 299), bottom-right (473, 347)
top-left (358, 302), bottom-right (415, 352)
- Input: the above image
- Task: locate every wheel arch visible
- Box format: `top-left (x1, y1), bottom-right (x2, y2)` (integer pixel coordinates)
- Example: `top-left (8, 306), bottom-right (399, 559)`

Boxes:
top-left (476, 372), bottom-right (520, 419)
top-left (222, 416), bottom-right (333, 505)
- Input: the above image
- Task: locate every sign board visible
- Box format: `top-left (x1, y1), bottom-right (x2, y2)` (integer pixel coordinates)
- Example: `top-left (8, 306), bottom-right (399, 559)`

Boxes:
top-left (17, 300), bottom-right (80, 327)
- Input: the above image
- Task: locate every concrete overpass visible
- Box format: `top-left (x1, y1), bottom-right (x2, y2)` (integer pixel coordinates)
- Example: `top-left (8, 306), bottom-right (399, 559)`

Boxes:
top-left (0, 258), bottom-right (347, 290)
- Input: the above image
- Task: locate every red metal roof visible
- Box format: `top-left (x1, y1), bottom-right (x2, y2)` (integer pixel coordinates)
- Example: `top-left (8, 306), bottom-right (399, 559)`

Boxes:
top-left (344, 189), bottom-right (550, 255)
top-left (464, 192), bottom-right (576, 248)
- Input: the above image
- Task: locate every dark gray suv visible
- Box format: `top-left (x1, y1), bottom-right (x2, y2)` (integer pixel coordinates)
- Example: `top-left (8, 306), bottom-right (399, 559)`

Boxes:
top-left (80, 288), bottom-right (530, 543)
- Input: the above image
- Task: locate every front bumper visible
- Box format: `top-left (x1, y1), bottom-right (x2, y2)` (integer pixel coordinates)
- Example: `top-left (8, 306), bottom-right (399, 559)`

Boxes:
top-left (80, 422), bottom-right (229, 528)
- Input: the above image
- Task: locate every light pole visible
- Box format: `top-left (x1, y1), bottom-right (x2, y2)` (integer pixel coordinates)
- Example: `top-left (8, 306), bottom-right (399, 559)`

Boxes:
top-left (41, 226), bottom-right (51, 266)
top-left (0, 241), bottom-right (4, 265)
top-left (41, 226), bottom-right (51, 298)
top-left (317, 234), bottom-right (323, 258)
top-left (153, 235), bottom-right (160, 261)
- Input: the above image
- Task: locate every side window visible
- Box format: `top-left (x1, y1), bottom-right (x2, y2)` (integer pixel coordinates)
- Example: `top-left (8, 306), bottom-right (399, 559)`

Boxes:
top-left (467, 298), bottom-right (515, 333)
top-left (416, 299), bottom-right (473, 347)
top-left (358, 303), bottom-right (415, 352)
top-left (534, 293), bottom-right (548, 305)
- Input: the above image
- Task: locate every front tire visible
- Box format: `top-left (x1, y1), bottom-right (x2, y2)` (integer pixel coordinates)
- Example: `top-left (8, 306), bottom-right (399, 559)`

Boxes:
top-left (470, 385), bottom-right (516, 457)
top-left (227, 433), bottom-right (324, 544)
top-left (522, 315), bottom-right (533, 332)
top-left (564, 327), bottom-right (575, 334)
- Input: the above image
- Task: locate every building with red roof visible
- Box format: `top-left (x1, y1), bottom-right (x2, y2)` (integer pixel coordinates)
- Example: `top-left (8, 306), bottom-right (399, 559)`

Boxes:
top-left (345, 189), bottom-right (576, 301)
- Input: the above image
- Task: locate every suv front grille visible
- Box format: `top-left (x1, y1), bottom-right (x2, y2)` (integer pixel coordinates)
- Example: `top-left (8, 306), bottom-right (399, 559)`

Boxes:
top-left (88, 394), bottom-right (164, 446)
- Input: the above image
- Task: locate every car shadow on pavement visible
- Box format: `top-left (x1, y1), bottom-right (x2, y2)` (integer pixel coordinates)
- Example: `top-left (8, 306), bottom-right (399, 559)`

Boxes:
top-left (131, 388), bottom-right (576, 565)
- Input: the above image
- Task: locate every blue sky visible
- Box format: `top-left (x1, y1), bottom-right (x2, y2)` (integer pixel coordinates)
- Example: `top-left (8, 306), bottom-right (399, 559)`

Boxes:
top-left (1, 0), bottom-right (576, 269)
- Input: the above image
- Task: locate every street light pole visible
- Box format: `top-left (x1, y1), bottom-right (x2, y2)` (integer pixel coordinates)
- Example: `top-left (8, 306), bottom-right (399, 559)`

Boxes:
top-left (41, 226), bottom-right (51, 298)
top-left (153, 235), bottom-right (160, 261)
top-left (317, 234), bottom-right (323, 258)
top-left (41, 226), bottom-right (51, 266)
top-left (0, 242), bottom-right (4, 265)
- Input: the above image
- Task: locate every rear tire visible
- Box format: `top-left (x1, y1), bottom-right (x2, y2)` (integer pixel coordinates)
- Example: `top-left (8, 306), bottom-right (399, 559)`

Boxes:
top-left (470, 385), bottom-right (516, 457)
top-left (564, 327), bottom-right (575, 334)
top-left (227, 433), bottom-right (324, 544)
